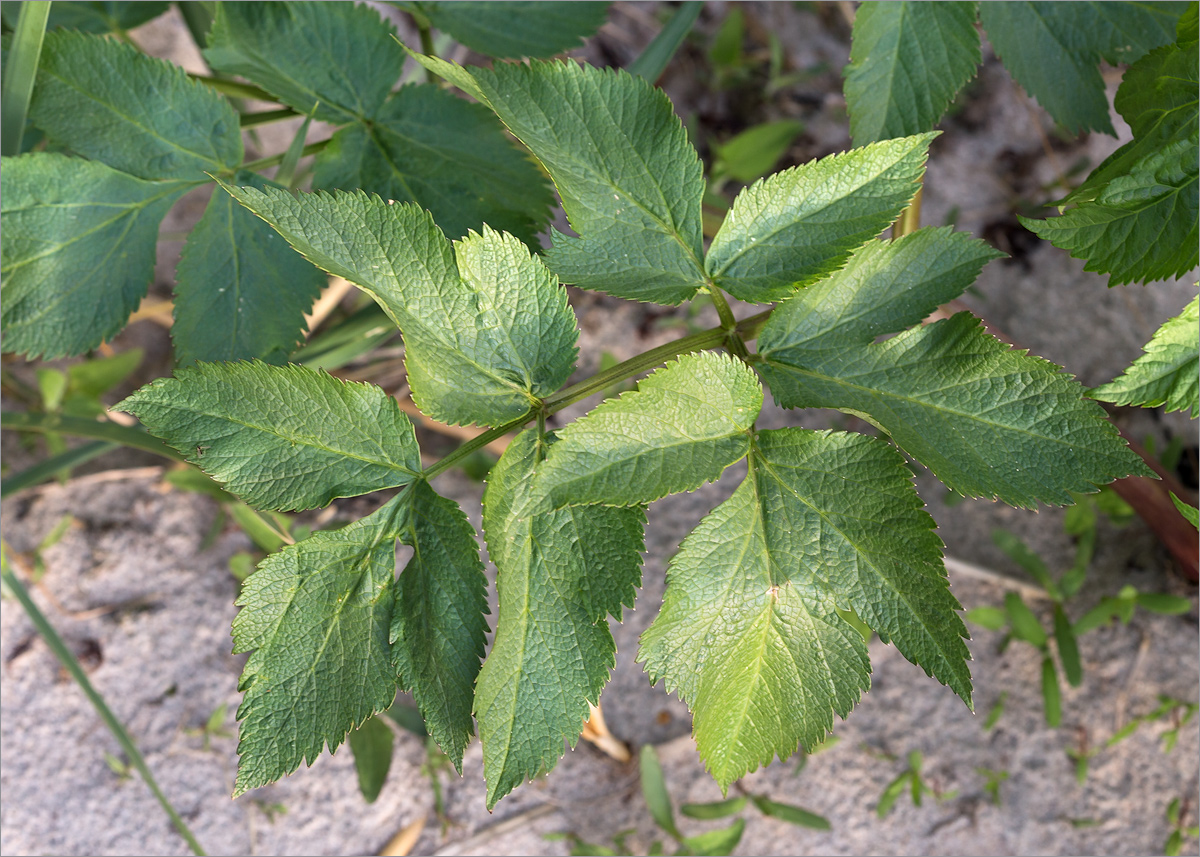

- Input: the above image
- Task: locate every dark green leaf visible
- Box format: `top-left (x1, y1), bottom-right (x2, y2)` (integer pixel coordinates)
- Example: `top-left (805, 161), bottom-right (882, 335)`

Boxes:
top-left (348, 715), bottom-right (395, 803)
top-left (30, 31), bottom-right (240, 180)
top-left (205, 1), bottom-right (404, 123)
top-left (2, 1), bottom-right (169, 33)
top-left (639, 745), bottom-right (682, 840)
top-left (1053, 604), bottom-right (1083, 687)
top-left (1, 153), bottom-right (188, 359)
top-left (845, 2), bottom-right (980, 144)
top-left (477, 430), bottom-right (645, 808)
top-left (232, 497), bottom-right (406, 796)
top-left (119, 362), bottom-right (422, 511)
top-left (402, 1), bottom-right (609, 59)
top-left (628, 2), bottom-right (703, 82)
top-left (173, 172), bottom-right (326, 365)
top-left (413, 54), bottom-right (708, 304)
top-left (390, 481), bottom-right (488, 771)
top-left (706, 134), bottom-right (933, 303)
top-left (312, 83), bottom-right (553, 248)
top-left (750, 796), bottom-right (830, 830)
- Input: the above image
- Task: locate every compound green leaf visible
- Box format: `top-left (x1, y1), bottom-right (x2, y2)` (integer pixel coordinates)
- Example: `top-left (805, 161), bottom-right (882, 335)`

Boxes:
top-left (845, 2), bottom-right (980, 145)
top-left (1, 153), bottom-right (188, 359)
top-left (312, 83), bottom-right (552, 248)
top-left (173, 171), bottom-right (326, 365)
top-left (232, 497), bottom-right (406, 796)
top-left (119, 362), bottom-right (422, 511)
top-left (532, 351), bottom-right (762, 511)
top-left (478, 429), bottom-right (645, 808)
top-left (30, 31), bottom-right (241, 180)
top-left (704, 134), bottom-right (933, 303)
top-left (0, 1), bottom-right (171, 33)
top-left (1022, 132), bottom-right (1198, 285)
top-left (758, 233), bottom-right (1149, 508)
top-left (222, 185), bottom-right (579, 427)
top-left (205, 1), bottom-right (404, 124)
top-left (1091, 295), bottom-right (1199, 417)
top-left (399, 1), bottom-right (609, 59)
top-left (390, 480), bottom-right (488, 771)
top-left (415, 54), bottom-right (707, 305)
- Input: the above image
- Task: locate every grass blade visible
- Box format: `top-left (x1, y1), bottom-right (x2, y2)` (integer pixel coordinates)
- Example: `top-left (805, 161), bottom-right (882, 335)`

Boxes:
top-left (0, 561), bottom-right (207, 856)
top-left (1052, 604), bottom-right (1083, 687)
top-left (1, 411), bottom-right (184, 461)
top-left (1, 0), bottom-right (50, 156)
top-left (627, 1), bottom-right (702, 83)
top-left (639, 745), bottom-right (682, 840)
top-left (1041, 656), bottom-right (1062, 727)
top-left (1, 440), bottom-right (118, 498)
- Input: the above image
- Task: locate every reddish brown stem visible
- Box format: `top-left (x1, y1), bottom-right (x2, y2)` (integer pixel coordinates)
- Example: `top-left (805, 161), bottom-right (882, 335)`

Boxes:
top-left (1111, 431), bottom-right (1198, 583)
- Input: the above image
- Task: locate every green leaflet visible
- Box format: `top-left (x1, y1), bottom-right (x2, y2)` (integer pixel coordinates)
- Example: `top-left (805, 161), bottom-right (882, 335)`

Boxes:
top-left (532, 351), bottom-right (763, 511)
top-left (414, 54), bottom-right (708, 305)
top-left (399, 1), bottom-right (610, 59)
top-left (1092, 295), bottom-right (1200, 417)
top-left (641, 431), bottom-right (902, 788)
top-left (477, 429), bottom-right (645, 808)
top-left (312, 84), bottom-right (553, 248)
top-left (222, 185), bottom-right (579, 427)
top-left (205, 1), bottom-right (404, 124)
top-left (1172, 493), bottom-right (1200, 529)
top-left (0, 153), bottom-right (189, 359)
top-left (844, 2), bottom-right (980, 145)
top-left (0, 1), bottom-right (170, 33)
top-left (232, 496), bottom-right (406, 797)
top-left (980, 2), bottom-right (1183, 135)
top-left (390, 480), bottom-right (488, 771)
top-left (30, 31), bottom-right (241, 181)
top-left (1023, 132), bottom-right (1198, 285)
top-left (118, 362), bottom-right (422, 512)
top-left (173, 172), bottom-right (326, 365)
top-left (758, 231), bottom-right (1150, 507)
top-left (704, 134), bottom-right (933, 303)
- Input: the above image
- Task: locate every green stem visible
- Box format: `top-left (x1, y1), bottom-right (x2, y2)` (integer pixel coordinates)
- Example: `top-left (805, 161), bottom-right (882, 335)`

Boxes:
top-left (242, 139), bottom-right (329, 174)
top-left (1, 440), bottom-right (118, 498)
top-left (1, 0), bottom-right (50, 157)
top-left (240, 108), bottom-right (300, 128)
top-left (417, 21), bottom-right (436, 83)
top-left (1, 412), bottom-right (184, 462)
top-left (421, 413), bottom-right (531, 481)
top-left (706, 283), bottom-right (751, 361)
top-left (0, 564), bottom-right (207, 856)
top-left (188, 73), bottom-right (278, 103)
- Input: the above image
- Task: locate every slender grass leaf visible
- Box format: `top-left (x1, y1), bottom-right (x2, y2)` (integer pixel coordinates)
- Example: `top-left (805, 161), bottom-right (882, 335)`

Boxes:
top-left (173, 172), bottom-right (326, 366)
top-left (532, 351), bottom-right (762, 511)
top-left (477, 430), bottom-right (645, 808)
top-left (705, 135), bottom-right (933, 303)
top-left (390, 481), bottom-right (488, 771)
top-left (1053, 604), bottom-right (1083, 687)
top-left (1, 153), bottom-right (189, 359)
top-left (312, 83), bottom-right (553, 248)
top-left (639, 745), bottom-right (682, 840)
top-left (119, 362), bottom-right (422, 511)
top-left (1092, 296), bottom-right (1199, 416)
top-left (628, 1), bottom-right (703, 82)
top-left (414, 54), bottom-right (708, 304)
top-left (680, 818), bottom-right (746, 856)
top-left (680, 797), bottom-right (747, 820)
top-left (1, 1), bottom-right (170, 33)
top-left (1041, 656), bottom-right (1062, 727)
top-left (876, 772), bottom-right (909, 818)
top-left (1171, 493), bottom-right (1199, 529)
top-left (30, 31), bottom-right (240, 180)
top-left (348, 715), bottom-right (395, 804)
top-left (205, 1), bottom-right (404, 124)
top-left (1, 0), bottom-right (48, 158)
top-left (1135, 592), bottom-right (1193, 615)
top-left (758, 232), bottom-right (1150, 507)
top-left (399, 1), bottom-right (609, 59)
top-left (1, 440), bottom-right (117, 498)
top-left (222, 185), bottom-right (578, 427)
top-left (845, 2), bottom-right (980, 144)
top-left (1004, 592), bottom-right (1047, 648)
top-left (749, 796), bottom-right (831, 830)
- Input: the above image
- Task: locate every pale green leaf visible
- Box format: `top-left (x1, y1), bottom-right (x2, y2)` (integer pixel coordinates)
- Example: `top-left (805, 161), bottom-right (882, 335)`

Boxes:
top-left (845, 2), bottom-right (980, 144)
top-left (704, 134), bottom-right (933, 303)
top-left (400, 1), bottom-right (609, 59)
top-left (1, 153), bottom-right (188, 359)
top-left (204, 1), bottom-right (404, 124)
top-left (1091, 295), bottom-right (1199, 417)
top-left (414, 54), bottom-right (708, 304)
top-left (477, 429), bottom-right (645, 808)
top-left (221, 185), bottom-right (579, 427)
top-left (532, 351), bottom-right (762, 511)
top-left (758, 231), bottom-right (1149, 507)
top-left (390, 480), bottom-right (488, 771)
top-left (711, 119), bottom-right (804, 183)
top-left (1171, 493), bottom-right (1199, 529)
top-left (118, 362), bottom-right (422, 511)
top-left (173, 171), bottom-right (326, 365)
top-left (312, 83), bottom-right (552, 248)
top-left (232, 497), bottom-right (405, 796)
top-left (30, 31), bottom-right (241, 180)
